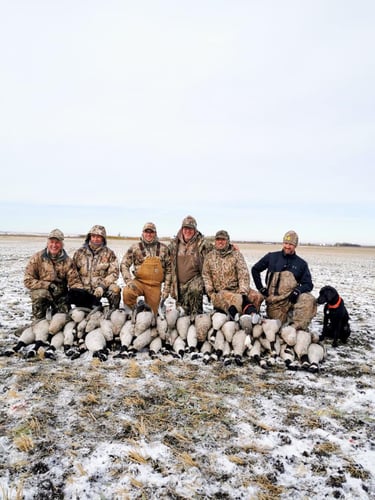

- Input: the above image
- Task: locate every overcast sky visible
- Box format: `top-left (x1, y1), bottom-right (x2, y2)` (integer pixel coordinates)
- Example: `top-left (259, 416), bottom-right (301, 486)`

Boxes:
top-left (1, 1), bottom-right (374, 245)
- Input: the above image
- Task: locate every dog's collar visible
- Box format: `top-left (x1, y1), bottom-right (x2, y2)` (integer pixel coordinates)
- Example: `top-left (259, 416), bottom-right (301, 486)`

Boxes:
top-left (328, 296), bottom-right (342, 309)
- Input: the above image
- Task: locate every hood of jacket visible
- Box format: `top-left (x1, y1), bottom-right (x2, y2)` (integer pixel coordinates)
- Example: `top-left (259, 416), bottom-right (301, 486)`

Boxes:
top-left (85, 225), bottom-right (107, 246)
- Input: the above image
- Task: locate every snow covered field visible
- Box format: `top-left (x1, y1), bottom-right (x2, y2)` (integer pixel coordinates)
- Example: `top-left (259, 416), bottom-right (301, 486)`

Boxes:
top-left (0, 236), bottom-right (374, 499)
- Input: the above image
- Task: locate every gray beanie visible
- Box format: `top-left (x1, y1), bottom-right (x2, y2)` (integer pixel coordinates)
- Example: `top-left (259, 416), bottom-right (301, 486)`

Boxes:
top-left (283, 230), bottom-right (299, 246)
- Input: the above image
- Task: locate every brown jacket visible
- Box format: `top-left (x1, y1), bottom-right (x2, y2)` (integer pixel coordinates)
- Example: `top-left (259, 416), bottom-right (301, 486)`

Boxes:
top-left (24, 248), bottom-right (82, 293)
top-left (121, 238), bottom-right (171, 295)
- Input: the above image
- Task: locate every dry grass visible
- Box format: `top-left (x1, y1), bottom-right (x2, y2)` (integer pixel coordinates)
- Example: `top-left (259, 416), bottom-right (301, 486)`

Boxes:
top-left (125, 359), bottom-right (143, 378)
top-left (250, 474), bottom-right (285, 498)
top-left (242, 441), bottom-right (273, 454)
top-left (313, 441), bottom-right (342, 456)
top-left (128, 448), bottom-right (149, 464)
top-left (13, 433), bottom-right (34, 452)
top-left (80, 392), bottom-right (100, 405)
top-left (0, 483), bottom-right (24, 500)
top-left (177, 451), bottom-right (198, 467)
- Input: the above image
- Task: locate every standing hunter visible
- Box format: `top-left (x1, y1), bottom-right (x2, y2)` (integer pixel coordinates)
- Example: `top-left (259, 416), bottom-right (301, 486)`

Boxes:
top-left (251, 230), bottom-right (316, 330)
top-left (168, 215), bottom-right (214, 315)
top-left (24, 229), bottom-right (83, 319)
top-left (121, 222), bottom-right (172, 314)
top-left (73, 225), bottom-right (121, 309)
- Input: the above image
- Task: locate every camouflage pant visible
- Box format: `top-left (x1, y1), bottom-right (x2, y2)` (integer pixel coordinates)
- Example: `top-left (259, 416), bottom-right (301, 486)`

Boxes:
top-left (30, 289), bottom-right (69, 320)
top-left (178, 275), bottom-right (205, 315)
top-left (211, 288), bottom-right (263, 314)
top-left (266, 292), bottom-right (317, 330)
top-left (266, 271), bottom-right (316, 329)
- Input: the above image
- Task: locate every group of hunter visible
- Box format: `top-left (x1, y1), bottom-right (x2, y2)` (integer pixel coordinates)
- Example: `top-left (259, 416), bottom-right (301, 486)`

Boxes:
top-left (24, 217), bottom-right (316, 330)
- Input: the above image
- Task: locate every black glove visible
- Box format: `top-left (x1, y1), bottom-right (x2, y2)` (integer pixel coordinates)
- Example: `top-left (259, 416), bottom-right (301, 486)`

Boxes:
top-left (289, 289), bottom-right (300, 304)
top-left (136, 298), bottom-right (152, 314)
top-left (260, 287), bottom-right (268, 297)
top-left (228, 305), bottom-right (239, 321)
top-left (48, 283), bottom-right (59, 296)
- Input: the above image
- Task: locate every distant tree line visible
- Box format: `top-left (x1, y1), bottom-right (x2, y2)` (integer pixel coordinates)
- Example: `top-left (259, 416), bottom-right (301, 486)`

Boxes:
top-left (334, 242), bottom-right (361, 247)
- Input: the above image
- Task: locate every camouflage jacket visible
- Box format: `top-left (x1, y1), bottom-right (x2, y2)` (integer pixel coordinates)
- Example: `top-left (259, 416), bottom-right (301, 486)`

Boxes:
top-left (24, 248), bottom-right (82, 292)
top-left (120, 238), bottom-right (172, 294)
top-left (168, 230), bottom-right (214, 298)
top-left (202, 244), bottom-right (250, 298)
top-left (73, 243), bottom-right (120, 293)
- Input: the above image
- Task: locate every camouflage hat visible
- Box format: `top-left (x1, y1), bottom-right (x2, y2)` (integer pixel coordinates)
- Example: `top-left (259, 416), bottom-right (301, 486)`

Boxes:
top-left (88, 225), bottom-right (107, 239)
top-left (181, 215), bottom-right (197, 230)
top-left (143, 222), bottom-right (157, 232)
top-left (283, 230), bottom-right (299, 247)
top-left (48, 229), bottom-right (64, 241)
top-left (215, 230), bottom-right (230, 240)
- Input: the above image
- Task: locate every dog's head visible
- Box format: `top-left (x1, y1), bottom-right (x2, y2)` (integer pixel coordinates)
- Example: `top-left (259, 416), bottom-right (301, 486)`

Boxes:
top-left (316, 285), bottom-right (339, 305)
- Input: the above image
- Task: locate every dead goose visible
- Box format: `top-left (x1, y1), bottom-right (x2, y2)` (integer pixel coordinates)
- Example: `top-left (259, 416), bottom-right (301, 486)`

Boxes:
top-left (173, 336), bottom-right (186, 358)
top-left (1, 325), bottom-right (35, 356)
top-left (134, 310), bottom-right (155, 336)
top-left (239, 314), bottom-right (253, 335)
top-left (132, 328), bottom-right (153, 351)
top-left (248, 339), bottom-right (262, 364)
top-left (279, 342), bottom-right (295, 367)
top-left (212, 329), bottom-right (225, 359)
top-left (195, 313), bottom-right (212, 342)
top-left (165, 308), bottom-right (180, 331)
top-left (32, 319), bottom-right (50, 343)
top-left (186, 324), bottom-right (198, 353)
top-left (262, 319), bottom-right (282, 343)
top-left (149, 336), bottom-right (162, 358)
top-left (210, 312), bottom-right (228, 340)
top-left (99, 318), bottom-right (114, 343)
top-left (156, 315), bottom-right (168, 340)
top-left (109, 309), bottom-right (128, 336)
top-left (262, 319), bottom-right (282, 360)
top-left (70, 307), bottom-right (89, 323)
top-left (222, 340), bottom-right (232, 365)
top-left (307, 343), bottom-right (326, 373)
top-left (232, 329), bottom-right (247, 366)
top-left (252, 323), bottom-right (263, 340)
top-left (50, 332), bottom-right (64, 350)
top-left (294, 330), bottom-right (312, 361)
top-left (280, 325), bottom-right (297, 346)
top-left (49, 313), bottom-right (69, 336)
top-left (114, 320), bottom-right (134, 358)
top-left (164, 328), bottom-right (178, 353)
top-left (85, 310), bottom-right (104, 333)
top-left (287, 330), bottom-right (312, 370)
top-left (221, 320), bottom-right (238, 343)
top-left (201, 340), bottom-right (213, 364)
top-left (25, 319), bottom-right (52, 358)
top-left (85, 328), bottom-right (108, 361)
top-left (76, 318), bottom-right (88, 339)
top-left (63, 320), bottom-right (77, 351)
top-left (176, 315), bottom-right (191, 340)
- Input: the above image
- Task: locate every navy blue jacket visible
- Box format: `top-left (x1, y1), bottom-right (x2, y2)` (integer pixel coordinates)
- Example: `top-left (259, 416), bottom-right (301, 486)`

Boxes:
top-left (251, 250), bottom-right (313, 294)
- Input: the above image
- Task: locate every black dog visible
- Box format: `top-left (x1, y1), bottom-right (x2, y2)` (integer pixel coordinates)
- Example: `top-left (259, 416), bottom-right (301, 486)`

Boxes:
top-left (316, 286), bottom-right (350, 347)
top-left (66, 288), bottom-right (102, 309)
